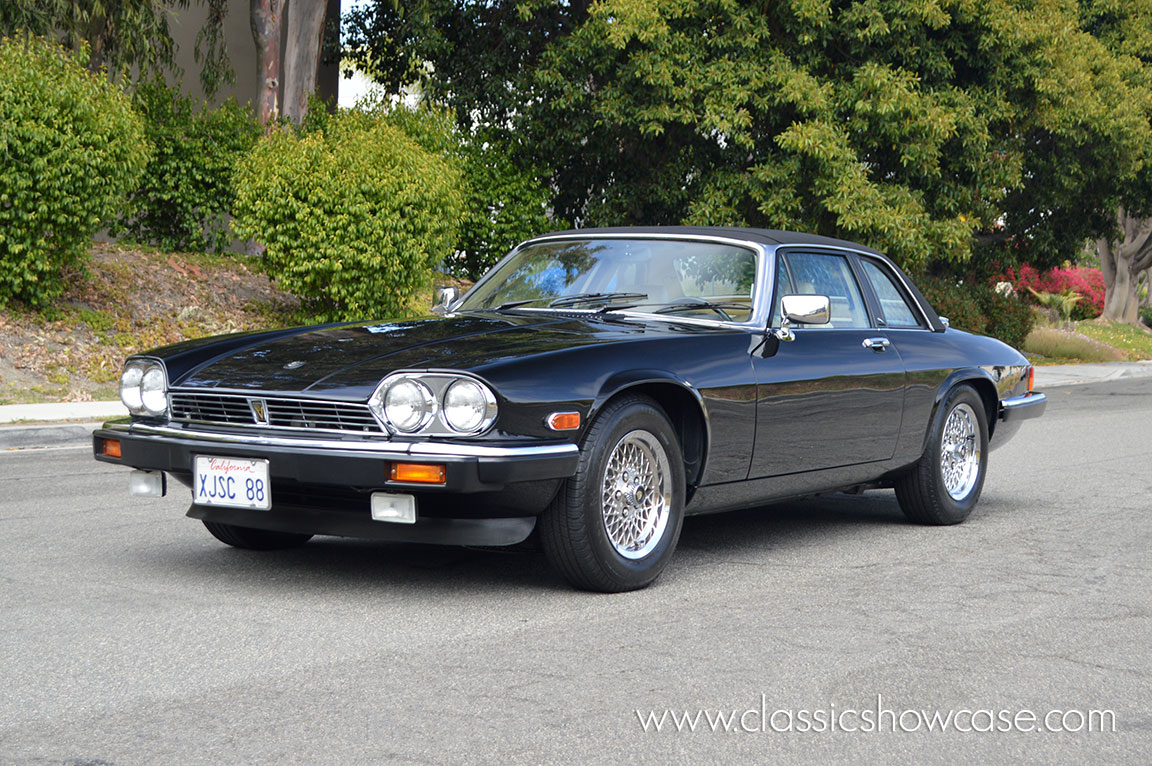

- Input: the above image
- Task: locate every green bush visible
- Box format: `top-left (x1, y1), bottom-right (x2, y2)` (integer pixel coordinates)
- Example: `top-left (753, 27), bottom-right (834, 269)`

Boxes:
top-left (919, 276), bottom-right (1035, 350)
top-left (0, 36), bottom-right (149, 307)
top-left (120, 78), bottom-right (260, 252)
top-left (232, 111), bottom-right (465, 321)
top-left (308, 100), bottom-right (556, 280)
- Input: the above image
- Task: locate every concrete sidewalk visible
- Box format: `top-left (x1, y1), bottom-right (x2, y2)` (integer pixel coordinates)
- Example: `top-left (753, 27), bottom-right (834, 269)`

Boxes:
top-left (3, 360), bottom-right (1151, 450)
top-left (0, 400), bottom-right (127, 424)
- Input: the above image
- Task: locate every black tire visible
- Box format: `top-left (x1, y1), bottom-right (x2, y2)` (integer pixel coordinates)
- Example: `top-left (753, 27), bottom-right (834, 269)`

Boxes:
top-left (540, 394), bottom-right (685, 592)
top-left (895, 385), bottom-right (989, 525)
top-left (203, 520), bottom-right (313, 550)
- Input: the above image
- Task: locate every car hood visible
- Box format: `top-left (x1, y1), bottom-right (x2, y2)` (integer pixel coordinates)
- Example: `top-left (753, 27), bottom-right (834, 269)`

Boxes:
top-left (171, 312), bottom-right (685, 398)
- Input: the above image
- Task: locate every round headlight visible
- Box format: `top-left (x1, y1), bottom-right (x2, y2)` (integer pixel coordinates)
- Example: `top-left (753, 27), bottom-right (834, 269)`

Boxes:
top-left (384, 379), bottom-right (435, 433)
top-left (119, 365), bottom-right (144, 413)
top-left (442, 379), bottom-right (494, 433)
top-left (140, 366), bottom-right (167, 416)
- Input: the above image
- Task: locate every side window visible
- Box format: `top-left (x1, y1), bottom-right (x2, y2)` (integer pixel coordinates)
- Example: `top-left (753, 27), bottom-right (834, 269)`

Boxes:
top-left (859, 259), bottom-right (922, 329)
top-left (777, 252), bottom-right (870, 329)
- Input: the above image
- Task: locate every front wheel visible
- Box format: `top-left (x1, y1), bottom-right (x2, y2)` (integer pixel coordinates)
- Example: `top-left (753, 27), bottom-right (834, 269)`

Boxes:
top-left (203, 520), bottom-right (313, 550)
top-left (540, 394), bottom-right (685, 592)
top-left (895, 385), bottom-right (989, 525)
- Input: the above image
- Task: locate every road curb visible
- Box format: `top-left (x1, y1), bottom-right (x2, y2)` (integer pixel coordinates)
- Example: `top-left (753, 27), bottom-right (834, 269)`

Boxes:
top-left (0, 422), bottom-right (103, 450)
top-left (1033, 360), bottom-right (1152, 388)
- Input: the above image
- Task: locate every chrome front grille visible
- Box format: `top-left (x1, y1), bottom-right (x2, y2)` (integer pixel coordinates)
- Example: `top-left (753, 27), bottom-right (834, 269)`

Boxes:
top-left (169, 392), bottom-right (383, 434)
top-left (170, 393), bottom-right (252, 424)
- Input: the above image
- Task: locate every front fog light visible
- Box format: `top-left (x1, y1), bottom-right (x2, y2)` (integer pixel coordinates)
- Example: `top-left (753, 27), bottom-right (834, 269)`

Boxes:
top-left (120, 364), bottom-right (144, 412)
top-left (442, 378), bottom-right (495, 433)
top-left (140, 366), bottom-right (167, 415)
top-left (129, 470), bottom-right (167, 498)
top-left (383, 379), bottom-right (434, 432)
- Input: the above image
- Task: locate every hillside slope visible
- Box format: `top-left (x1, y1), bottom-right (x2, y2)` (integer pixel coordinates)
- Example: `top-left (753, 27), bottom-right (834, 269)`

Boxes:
top-left (0, 245), bottom-right (299, 404)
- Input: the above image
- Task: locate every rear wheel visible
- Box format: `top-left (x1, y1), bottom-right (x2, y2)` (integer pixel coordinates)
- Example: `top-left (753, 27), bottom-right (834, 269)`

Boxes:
top-left (895, 385), bottom-right (988, 525)
top-left (203, 521), bottom-right (313, 550)
top-left (540, 394), bottom-right (685, 592)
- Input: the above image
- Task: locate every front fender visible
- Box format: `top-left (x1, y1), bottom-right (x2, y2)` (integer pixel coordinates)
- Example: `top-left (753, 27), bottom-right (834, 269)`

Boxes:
top-left (590, 370), bottom-right (711, 489)
top-left (928, 366), bottom-right (1012, 449)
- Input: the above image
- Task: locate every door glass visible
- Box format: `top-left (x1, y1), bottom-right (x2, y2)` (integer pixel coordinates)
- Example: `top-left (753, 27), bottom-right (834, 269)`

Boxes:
top-left (859, 259), bottom-right (922, 328)
top-left (779, 252), bottom-right (869, 329)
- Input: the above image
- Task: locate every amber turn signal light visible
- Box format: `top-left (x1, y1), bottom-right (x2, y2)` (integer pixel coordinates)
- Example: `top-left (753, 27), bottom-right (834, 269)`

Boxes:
top-left (546, 412), bottom-right (581, 431)
top-left (102, 439), bottom-right (122, 458)
top-left (390, 462), bottom-right (446, 484)
top-left (1026, 366), bottom-right (1035, 393)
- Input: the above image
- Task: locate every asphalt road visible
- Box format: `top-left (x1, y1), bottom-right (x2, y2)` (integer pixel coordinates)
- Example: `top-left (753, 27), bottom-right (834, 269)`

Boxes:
top-left (1, 380), bottom-right (1149, 765)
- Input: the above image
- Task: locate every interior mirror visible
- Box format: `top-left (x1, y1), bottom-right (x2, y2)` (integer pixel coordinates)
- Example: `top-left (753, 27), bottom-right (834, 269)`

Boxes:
top-left (774, 294), bottom-right (831, 342)
top-left (432, 285), bottom-right (459, 315)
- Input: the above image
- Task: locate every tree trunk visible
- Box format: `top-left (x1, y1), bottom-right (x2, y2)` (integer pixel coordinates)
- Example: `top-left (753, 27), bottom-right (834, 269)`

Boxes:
top-left (85, 10), bottom-right (107, 75)
top-left (282, 0), bottom-right (329, 124)
top-left (1140, 268), bottom-right (1152, 308)
top-left (1096, 208), bottom-right (1152, 325)
top-left (251, 0), bottom-right (287, 125)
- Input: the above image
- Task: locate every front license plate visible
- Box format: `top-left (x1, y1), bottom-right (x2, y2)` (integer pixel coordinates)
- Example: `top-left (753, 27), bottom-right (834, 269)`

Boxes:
top-left (193, 455), bottom-right (271, 510)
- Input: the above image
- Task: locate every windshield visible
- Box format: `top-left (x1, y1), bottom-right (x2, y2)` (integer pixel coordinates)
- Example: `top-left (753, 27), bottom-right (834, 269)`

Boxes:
top-left (457, 238), bottom-right (760, 322)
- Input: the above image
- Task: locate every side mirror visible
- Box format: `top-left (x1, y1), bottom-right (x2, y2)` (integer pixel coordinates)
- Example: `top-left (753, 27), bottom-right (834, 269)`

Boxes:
top-left (432, 285), bottom-right (459, 315)
top-left (774, 294), bottom-right (831, 341)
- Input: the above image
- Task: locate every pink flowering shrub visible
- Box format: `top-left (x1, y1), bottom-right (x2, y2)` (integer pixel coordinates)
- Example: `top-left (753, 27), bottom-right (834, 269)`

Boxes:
top-left (1004, 265), bottom-right (1105, 319)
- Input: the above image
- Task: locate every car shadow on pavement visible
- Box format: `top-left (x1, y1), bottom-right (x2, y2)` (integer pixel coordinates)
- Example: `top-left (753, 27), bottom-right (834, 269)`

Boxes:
top-left (136, 490), bottom-right (915, 594)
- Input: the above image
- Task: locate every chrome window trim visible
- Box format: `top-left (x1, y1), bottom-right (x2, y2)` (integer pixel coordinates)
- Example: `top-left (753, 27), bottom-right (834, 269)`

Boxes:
top-left (102, 421), bottom-right (579, 459)
top-left (458, 233), bottom-right (774, 331)
top-left (770, 244), bottom-right (934, 330)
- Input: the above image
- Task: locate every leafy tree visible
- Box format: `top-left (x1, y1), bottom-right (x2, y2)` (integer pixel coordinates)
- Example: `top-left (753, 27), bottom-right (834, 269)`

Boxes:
top-left (0, 0), bottom-right (232, 96)
top-left (1079, 0), bottom-right (1152, 324)
top-left (452, 130), bottom-right (557, 279)
top-left (1, 0), bottom-right (182, 80)
top-left (345, 0), bottom-right (1152, 279)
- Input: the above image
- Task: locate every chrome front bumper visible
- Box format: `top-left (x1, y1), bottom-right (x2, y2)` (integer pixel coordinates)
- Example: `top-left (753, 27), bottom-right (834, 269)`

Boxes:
top-left (93, 420), bottom-right (581, 493)
top-left (999, 392), bottom-right (1047, 423)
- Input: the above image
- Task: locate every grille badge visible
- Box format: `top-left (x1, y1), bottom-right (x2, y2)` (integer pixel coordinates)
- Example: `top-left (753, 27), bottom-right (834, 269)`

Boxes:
top-left (248, 398), bottom-right (269, 425)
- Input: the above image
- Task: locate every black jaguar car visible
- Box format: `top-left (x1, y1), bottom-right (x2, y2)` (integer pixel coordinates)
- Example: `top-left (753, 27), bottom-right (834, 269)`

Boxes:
top-left (93, 227), bottom-right (1046, 591)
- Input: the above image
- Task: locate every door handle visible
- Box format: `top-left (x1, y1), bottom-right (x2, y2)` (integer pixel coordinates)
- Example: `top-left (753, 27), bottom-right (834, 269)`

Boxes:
top-left (863, 337), bottom-right (891, 351)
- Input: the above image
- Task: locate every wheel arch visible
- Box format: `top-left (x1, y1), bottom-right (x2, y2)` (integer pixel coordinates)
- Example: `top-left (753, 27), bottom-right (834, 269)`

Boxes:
top-left (932, 369), bottom-right (999, 442)
top-left (591, 371), bottom-right (709, 497)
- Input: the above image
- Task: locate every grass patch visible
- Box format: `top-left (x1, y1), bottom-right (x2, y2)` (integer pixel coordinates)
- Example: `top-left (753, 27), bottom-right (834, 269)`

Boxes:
top-left (1072, 321), bottom-right (1152, 360)
top-left (75, 307), bottom-right (117, 332)
top-left (1023, 326), bottom-right (1128, 363)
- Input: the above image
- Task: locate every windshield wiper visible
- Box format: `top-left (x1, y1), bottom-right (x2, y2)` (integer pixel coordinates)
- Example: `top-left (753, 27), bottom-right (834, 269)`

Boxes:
top-left (653, 297), bottom-right (748, 315)
top-left (492, 299), bottom-right (540, 311)
top-left (548, 292), bottom-right (648, 308)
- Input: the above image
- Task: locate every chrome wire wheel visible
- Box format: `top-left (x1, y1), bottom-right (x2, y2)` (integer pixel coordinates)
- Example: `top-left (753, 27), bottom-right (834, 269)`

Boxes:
top-left (601, 429), bottom-right (672, 560)
top-left (940, 402), bottom-right (982, 500)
